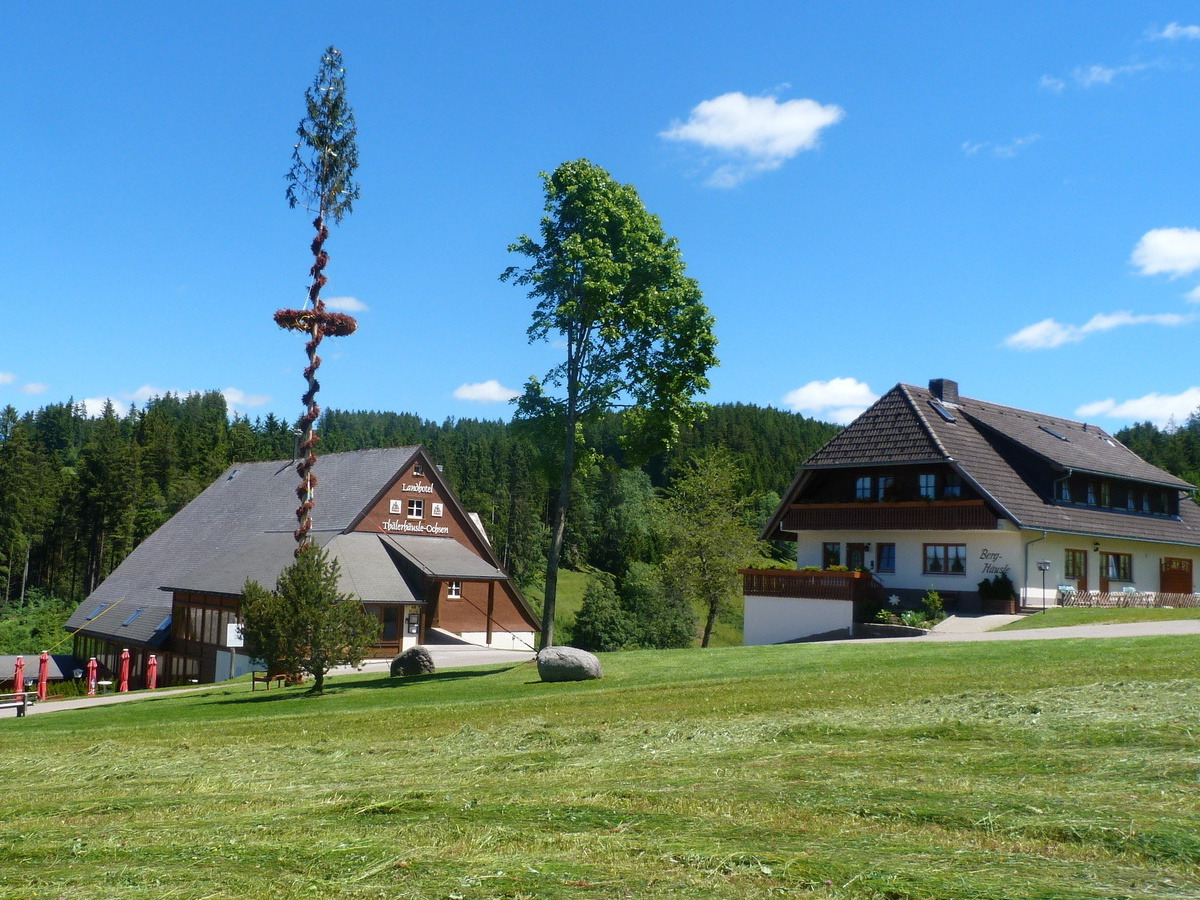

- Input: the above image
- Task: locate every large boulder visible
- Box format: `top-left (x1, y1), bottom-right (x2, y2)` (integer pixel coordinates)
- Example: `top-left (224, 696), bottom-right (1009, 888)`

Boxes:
top-left (390, 646), bottom-right (436, 677)
top-left (536, 646), bottom-right (603, 682)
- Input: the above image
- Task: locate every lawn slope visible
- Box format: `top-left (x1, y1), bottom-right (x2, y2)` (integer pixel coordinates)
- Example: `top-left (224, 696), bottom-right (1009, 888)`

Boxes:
top-left (2, 636), bottom-right (1198, 899)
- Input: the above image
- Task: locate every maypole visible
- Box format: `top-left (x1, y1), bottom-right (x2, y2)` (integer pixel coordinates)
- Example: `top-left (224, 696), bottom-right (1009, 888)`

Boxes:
top-left (275, 46), bottom-right (360, 552)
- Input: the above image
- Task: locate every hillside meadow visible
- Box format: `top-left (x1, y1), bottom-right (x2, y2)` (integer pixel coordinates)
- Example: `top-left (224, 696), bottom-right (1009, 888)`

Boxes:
top-left (1, 636), bottom-right (1198, 899)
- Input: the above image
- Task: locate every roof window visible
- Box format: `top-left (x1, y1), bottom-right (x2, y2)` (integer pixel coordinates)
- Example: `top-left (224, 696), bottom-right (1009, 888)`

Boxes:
top-left (86, 603), bottom-right (110, 620)
top-left (155, 614), bottom-right (173, 633)
top-left (1039, 424), bottom-right (1070, 442)
top-left (928, 400), bottom-right (956, 423)
top-left (121, 609), bottom-right (144, 627)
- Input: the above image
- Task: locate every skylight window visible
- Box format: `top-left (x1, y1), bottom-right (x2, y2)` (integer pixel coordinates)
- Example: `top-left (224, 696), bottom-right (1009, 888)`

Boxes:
top-left (1039, 424), bottom-right (1069, 441)
top-left (155, 614), bottom-right (173, 633)
top-left (122, 609), bottom-right (144, 627)
top-left (86, 603), bottom-right (110, 620)
top-left (928, 400), bottom-right (956, 423)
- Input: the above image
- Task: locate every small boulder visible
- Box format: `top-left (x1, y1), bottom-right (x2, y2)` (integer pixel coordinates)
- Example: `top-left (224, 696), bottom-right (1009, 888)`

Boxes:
top-left (536, 646), bottom-right (603, 682)
top-left (390, 646), bottom-right (436, 677)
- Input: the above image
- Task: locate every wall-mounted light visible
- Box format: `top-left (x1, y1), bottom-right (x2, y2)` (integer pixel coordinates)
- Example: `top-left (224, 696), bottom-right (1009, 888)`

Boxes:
top-left (1093, 542), bottom-right (1100, 552)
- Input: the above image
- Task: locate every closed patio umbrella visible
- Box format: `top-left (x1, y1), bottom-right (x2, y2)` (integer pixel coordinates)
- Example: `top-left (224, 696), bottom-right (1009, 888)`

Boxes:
top-left (36, 651), bottom-right (49, 701)
top-left (12, 656), bottom-right (24, 693)
top-left (118, 649), bottom-right (130, 693)
top-left (86, 657), bottom-right (98, 696)
top-left (146, 654), bottom-right (158, 690)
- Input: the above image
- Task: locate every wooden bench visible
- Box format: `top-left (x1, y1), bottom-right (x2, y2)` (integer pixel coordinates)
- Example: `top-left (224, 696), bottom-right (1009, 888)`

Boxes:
top-left (0, 691), bottom-right (32, 717)
top-left (251, 671), bottom-right (288, 691)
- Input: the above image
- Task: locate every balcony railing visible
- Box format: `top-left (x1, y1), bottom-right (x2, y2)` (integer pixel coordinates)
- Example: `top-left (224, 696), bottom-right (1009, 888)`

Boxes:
top-left (780, 499), bottom-right (996, 532)
top-left (741, 568), bottom-right (883, 605)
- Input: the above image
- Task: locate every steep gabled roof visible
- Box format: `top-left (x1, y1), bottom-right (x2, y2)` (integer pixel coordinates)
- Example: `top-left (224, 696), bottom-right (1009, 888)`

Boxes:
top-left (768, 381), bottom-right (1200, 547)
top-left (66, 448), bottom-right (421, 645)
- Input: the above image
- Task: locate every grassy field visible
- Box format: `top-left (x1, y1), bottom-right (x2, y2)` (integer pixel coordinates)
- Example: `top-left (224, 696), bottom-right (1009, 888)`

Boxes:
top-left (2, 636), bottom-right (1198, 898)
top-left (996, 606), bottom-right (1200, 631)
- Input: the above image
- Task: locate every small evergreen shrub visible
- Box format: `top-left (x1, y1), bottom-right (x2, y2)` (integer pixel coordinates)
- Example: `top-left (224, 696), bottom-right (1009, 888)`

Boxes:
top-left (570, 578), bottom-right (633, 653)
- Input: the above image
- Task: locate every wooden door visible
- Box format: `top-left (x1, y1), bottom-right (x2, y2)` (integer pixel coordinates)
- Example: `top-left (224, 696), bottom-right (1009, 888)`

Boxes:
top-left (1065, 549), bottom-right (1087, 592)
top-left (847, 543), bottom-right (868, 571)
top-left (1160, 557), bottom-right (1193, 594)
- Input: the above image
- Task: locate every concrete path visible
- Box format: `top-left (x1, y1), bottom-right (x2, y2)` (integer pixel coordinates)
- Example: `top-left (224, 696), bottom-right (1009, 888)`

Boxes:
top-left (843, 615), bottom-right (1200, 645)
top-left (14, 644), bottom-right (535, 718)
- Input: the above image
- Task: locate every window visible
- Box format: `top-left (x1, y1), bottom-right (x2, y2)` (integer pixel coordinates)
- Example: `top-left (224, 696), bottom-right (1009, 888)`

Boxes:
top-left (447, 581), bottom-right (462, 598)
top-left (822, 542), bottom-right (841, 568)
top-left (877, 476), bottom-right (895, 501)
top-left (1102, 552), bottom-right (1132, 582)
top-left (1099, 482), bottom-right (1111, 507)
top-left (943, 472), bottom-right (963, 499)
top-left (855, 476), bottom-right (872, 500)
top-left (407, 499), bottom-right (424, 519)
top-left (121, 609), bottom-right (144, 627)
top-left (413, 464), bottom-right (425, 476)
top-left (1086, 482), bottom-right (1098, 505)
top-left (919, 473), bottom-right (937, 500)
top-left (1064, 549), bottom-right (1086, 580)
top-left (924, 543), bottom-right (966, 575)
top-left (431, 502), bottom-right (444, 517)
top-left (876, 543), bottom-right (896, 573)
top-left (1058, 479), bottom-right (1072, 502)
top-left (86, 603), bottom-right (110, 620)
top-left (1141, 491), bottom-right (1151, 513)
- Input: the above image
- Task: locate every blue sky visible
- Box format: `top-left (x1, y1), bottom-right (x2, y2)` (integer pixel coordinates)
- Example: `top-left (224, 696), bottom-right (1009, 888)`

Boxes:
top-left (9, 3), bottom-right (1200, 430)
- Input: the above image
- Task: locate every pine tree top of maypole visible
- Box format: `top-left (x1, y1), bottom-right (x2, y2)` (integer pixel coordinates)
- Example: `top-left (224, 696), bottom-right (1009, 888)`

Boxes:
top-left (276, 46), bottom-right (361, 551)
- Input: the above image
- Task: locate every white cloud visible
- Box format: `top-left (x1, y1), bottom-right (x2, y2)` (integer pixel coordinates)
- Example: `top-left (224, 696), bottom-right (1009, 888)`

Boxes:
top-left (0, 372), bottom-right (15, 385)
top-left (962, 135), bottom-right (1040, 159)
top-left (1039, 75), bottom-right (1066, 93)
top-left (1131, 227), bottom-right (1200, 277)
top-left (324, 296), bottom-right (368, 312)
top-left (661, 91), bottom-right (844, 187)
top-left (1186, 285), bottom-right (1200, 303)
top-left (1005, 311), bottom-right (1193, 350)
top-left (1151, 22), bottom-right (1200, 41)
top-left (453, 380), bottom-right (521, 403)
top-left (21, 383), bottom-right (47, 395)
top-left (82, 396), bottom-right (127, 417)
top-left (782, 377), bottom-right (878, 424)
top-left (1077, 387), bottom-right (1200, 427)
top-left (1072, 61), bottom-right (1155, 87)
top-left (222, 388), bottom-right (271, 411)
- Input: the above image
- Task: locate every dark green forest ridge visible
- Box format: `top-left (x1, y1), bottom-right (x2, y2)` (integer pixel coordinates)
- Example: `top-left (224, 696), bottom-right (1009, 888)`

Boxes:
top-left (0, 394), bottom-right (838, 620)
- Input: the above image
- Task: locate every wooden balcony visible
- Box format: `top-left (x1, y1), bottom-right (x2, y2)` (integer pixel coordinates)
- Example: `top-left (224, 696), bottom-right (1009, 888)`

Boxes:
top-left (741, 568), bottom-right (883, 605)
top-left (780, 499), bottom-right (997, 532)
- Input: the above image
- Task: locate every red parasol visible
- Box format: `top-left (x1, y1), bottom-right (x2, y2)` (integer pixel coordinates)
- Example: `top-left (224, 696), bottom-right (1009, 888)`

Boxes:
top-left (36, 651), bottom-right (49, 701)
top-left (146, 654), bottom-right (158, 691)
top-left (86, 657), bottom-right (98, 696)
top-left (118, 649), bottom-right (130, 693)
top-left (12, 656), bottom-right (24, 694)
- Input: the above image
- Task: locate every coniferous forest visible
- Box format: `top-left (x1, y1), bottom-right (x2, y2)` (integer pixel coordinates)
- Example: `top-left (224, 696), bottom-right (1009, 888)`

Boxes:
top-left (0, 392), bottom-right (840, 622)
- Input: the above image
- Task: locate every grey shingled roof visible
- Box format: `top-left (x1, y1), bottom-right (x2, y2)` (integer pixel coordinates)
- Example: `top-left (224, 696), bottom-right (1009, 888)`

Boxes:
top-left (770, 382), bottom-right (1200, 547)
top-left (1, 654), bottom-right (78, 682)
top-left (66, 448), bottom-right (421, 646)
top-left (383, 535), bottom-right (508, 580)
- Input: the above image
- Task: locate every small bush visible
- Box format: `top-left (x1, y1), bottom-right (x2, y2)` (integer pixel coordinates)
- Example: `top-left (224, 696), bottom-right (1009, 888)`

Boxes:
top-left (570, 578), bottom-right (633, 653)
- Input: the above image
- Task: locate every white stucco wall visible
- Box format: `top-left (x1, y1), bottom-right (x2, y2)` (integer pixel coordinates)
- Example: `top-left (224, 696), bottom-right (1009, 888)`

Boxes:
top-left (456, 631), bottom-right (536, 651)
top-left (744, 596), bottom-right (853, 645)
top-left (796, 526), bottom-right (1023, 600)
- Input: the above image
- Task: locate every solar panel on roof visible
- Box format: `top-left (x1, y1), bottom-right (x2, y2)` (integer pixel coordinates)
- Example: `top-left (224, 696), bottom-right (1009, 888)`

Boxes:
top-left (1039, 424), bottom-right (1069, 441)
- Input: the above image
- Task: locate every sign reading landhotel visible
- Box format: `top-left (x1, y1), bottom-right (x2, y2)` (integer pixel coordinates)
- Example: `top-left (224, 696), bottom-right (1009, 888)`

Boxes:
top-left (401, 482), bottom-right (434, 493)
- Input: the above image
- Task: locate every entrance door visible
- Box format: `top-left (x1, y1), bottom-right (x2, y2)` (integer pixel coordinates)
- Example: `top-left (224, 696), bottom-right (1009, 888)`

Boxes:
top-left (1065, 549), bottom-right (1087, 593)
top-left (847, 543), bottom-right (868, 571)
top-left (1160, 557), bottom-right (1193, 594)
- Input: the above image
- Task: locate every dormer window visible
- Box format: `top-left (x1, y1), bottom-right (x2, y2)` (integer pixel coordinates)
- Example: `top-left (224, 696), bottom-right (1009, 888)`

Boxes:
top-left (943, 472), bottom-right (963, 499)
top-left (855, 476), bottom-right (872, 500)
top-left (918, 473), bottom-right (937, 500)
top-left (413, 464), bottom-right (425, 477)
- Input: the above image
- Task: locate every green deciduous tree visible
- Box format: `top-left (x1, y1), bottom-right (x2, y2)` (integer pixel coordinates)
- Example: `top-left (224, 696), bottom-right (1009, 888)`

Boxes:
top-left (503, 158), bottom-right (717, 646)
top-left (657, 449), bottom-right (762, 647)
top-left (240, 545), bottom-right (379, 694)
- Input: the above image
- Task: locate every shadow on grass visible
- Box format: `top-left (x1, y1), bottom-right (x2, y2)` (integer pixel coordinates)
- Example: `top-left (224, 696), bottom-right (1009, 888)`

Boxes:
top-left (208, 664), bottom-right (526, 706)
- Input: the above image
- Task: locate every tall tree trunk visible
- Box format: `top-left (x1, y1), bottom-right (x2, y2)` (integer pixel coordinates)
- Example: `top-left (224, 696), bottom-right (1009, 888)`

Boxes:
top-left (540, 424), bottom-right (576, 648)
top-left (702, 599), bottom-right (718, 648)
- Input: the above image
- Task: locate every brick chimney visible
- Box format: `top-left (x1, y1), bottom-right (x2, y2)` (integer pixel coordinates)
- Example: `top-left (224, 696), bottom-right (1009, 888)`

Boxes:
top-left (929, 378), bottom-right (959, 403)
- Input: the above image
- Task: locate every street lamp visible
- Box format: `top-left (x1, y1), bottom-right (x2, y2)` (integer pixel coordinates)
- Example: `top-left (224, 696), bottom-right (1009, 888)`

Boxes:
top-left (1037, 560), bottom-right (1051, 613)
